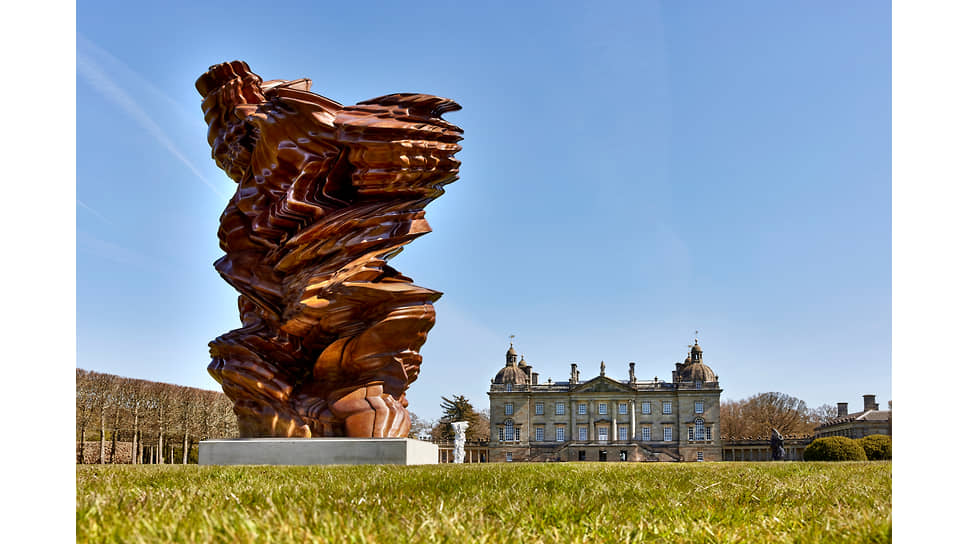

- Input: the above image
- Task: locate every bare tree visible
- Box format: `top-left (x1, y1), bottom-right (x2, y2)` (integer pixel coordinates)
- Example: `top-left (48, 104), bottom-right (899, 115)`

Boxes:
top-left (468, 409), bottom-right (490, 441)
top-left (215, 393), bottom-right (239, 438)
top-left (92, 372), bottom-right (121, 464)
top-left (809, 403), bottom-right (838, 426)
top-left (107, 375), bottom-right (138, 463)
top-left (128, 379), bottom-right (148, 464)
top-left (407, 411), bottom-right (433, 439)
top-left (719, 399), bottom-right (746, 439)
top-left (177, 387), bottom-right (204, 463)
top-left (141, 382), bottom-right (173, 464)
top-left (153, 383), bottom-right (174, 464)
top-left (76, 369), bottom-right (96, 463)
top-left (720, 392), bottom-right (815, 439)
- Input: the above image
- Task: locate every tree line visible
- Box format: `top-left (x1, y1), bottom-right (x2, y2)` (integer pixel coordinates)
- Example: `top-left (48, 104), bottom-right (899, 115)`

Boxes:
top-left (719, 392), bottom-right (837, 440)
top-left (79, 368), bottom-right (839, 463)
top-left (76, 369), bottom-right (238, 464)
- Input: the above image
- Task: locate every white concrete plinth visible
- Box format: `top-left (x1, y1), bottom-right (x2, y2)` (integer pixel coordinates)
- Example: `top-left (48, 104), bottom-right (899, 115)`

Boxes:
top-left (198, 438), bottom-right (438, 466)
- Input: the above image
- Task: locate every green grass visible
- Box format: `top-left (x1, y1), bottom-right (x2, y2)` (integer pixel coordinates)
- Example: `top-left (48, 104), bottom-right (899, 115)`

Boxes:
top-left (77, 462), bottom-right (890, 543)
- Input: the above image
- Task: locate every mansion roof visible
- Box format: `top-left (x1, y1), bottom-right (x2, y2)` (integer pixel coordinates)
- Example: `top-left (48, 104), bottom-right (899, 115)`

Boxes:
top-left (493, 375), bottom-right (720, 394)
top-left (490, 338), bottom-right (722, 394)
top-left (816, 409), bottom-right (892, 429)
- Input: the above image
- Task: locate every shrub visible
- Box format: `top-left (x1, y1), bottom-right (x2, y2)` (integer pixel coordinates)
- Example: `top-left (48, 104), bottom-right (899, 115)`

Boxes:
top-left (803, 436), bottom-right (867, 461)
top-left (858, 434), bottom-right (892, 460)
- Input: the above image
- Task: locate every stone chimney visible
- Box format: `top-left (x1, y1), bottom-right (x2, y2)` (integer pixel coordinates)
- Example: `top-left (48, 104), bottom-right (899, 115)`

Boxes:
top-left (531, 372), bottom-right (539, 385)
top-left (837, 402), bottom-right (848, 417)
top-left (628, 362), bottom-right (636, 383)
top-left (863, 394), bottom-right (876, 412)
top-left (569, 363), bottom-right (578, 384)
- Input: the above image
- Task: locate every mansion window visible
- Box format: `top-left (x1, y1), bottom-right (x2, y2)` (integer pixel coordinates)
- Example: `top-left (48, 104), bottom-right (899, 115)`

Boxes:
top-left (641, 426), bottom-right (651, 441)
top-left (662, 401), bottom-right (672, 414)
top-left (618, 425), bottom-right (628, 441)
top-left (695, 400), bottom-right (704, 414)
top-left (618, 403), bottom-right (628, 415)
top-left (505, 403), bottom-right (513, 415)
top-left (535, 426), bottom-right (544, 442)
top-left (599, 403), bottom-right (607, 415)
top-left (555, 402), bottom-right (565, 415)
top-left (705, 426), bottom-right (712, 441)
top-left (578, 402), bottom-right (587, 415)
top-left (641, 401), bottom-right (651, 414)
top-left (663, 426), bottom-right (672, 442)
top-left (504, 420), bottom-right (514, 441)
top-left (506, 383), bottom-right (512, 392)
top-left (689, 418), bottom-right (706, 442)
top-left (535, 402), bottom-right (544, 415)
top-left (598, 426), bottom-right (608, 442)
top-left (556, 427), bottom-right (565, 442)
top-left (506, 452), bottom-right (512, 462)
top-left (578, 426), bottom-right (588, 441)
top-left (515, 427), bottom-right (521, 442)
top-left (697, 451), bottom-right (704, 462)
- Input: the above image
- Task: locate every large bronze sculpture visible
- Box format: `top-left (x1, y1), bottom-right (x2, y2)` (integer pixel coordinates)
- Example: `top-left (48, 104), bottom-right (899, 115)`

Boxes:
top-left (197, 61), bottom-right (462, 438)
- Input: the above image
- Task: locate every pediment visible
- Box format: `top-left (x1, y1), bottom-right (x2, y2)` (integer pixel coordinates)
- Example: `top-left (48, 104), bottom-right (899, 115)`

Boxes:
top-left (572, 375), bottom-right (636, 393)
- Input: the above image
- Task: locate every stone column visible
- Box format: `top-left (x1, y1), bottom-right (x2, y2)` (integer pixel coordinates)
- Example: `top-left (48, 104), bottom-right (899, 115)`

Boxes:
top-left (570, 400), bottom-right (576, 441)
top-left (630, 399), bottom-right (636, 440)
top-left (611, 400), bottom-right (617, 442)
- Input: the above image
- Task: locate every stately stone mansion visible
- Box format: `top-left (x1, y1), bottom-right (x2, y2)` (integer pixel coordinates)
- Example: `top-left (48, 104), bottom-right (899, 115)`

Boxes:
top-left (488, 340), bottom-right (722, 463)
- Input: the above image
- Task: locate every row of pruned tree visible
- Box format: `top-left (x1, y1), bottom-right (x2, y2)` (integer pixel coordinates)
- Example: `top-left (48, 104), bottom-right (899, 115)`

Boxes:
top-left (719, 391), bottom-right (837, 440)
top-left (76, 369), bottom-right (238, 464)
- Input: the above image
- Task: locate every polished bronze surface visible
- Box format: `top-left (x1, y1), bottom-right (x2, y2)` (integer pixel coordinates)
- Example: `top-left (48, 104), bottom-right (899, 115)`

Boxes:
top-left (198, 61), bottom-right (462, 438)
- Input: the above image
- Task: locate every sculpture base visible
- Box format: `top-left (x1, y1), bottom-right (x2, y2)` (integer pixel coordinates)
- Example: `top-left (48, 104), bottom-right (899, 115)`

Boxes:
top-left (198, 438), bottom-right (438, 466)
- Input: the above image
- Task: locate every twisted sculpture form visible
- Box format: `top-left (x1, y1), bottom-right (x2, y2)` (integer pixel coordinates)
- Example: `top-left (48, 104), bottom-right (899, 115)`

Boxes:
top-left (197, 61), bottom-right (462, 438)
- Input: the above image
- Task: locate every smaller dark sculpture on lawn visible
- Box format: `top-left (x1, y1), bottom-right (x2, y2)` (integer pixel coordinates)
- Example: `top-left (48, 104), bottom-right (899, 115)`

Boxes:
top-left (770, 428), bottom-right (786, 460)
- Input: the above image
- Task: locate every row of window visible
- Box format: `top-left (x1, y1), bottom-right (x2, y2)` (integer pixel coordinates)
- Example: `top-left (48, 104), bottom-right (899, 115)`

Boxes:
top-left (505, 380), bottom-right (708, 393)
top-left (510, 400), bottom-right (705, 416)
top-left (499, 420), bottom-right (713, 443)
top-left (504, 449), bottom-right (706, 462)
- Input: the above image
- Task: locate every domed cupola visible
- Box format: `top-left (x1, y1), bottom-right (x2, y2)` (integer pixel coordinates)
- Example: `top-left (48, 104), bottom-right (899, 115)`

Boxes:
top-left (690, 339), bottom-right (703, 363)
top-left (495, 341), bottom-right (529, 385)
top-left (506, 343), bottom-right (518, 366)
top-left (679, 338), bottom-right (716, 382)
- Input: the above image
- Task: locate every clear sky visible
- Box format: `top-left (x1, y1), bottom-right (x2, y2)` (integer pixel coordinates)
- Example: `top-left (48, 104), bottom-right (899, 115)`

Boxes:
top-left (76, 1), bottom-right (891, 422)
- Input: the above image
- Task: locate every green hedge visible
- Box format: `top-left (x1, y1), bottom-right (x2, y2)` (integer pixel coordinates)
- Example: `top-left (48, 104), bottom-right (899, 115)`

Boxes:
top-left (804, 436), bottom-right (867, 461)
top-left (858, 434), bottom-right (892, 460)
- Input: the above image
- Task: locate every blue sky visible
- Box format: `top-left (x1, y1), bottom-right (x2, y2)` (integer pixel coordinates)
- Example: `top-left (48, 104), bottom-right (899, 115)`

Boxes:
top-left (76, 1), bottom-right (891, 421)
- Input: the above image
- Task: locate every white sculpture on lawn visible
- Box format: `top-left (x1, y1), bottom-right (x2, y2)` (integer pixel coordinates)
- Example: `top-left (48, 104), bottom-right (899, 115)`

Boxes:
top-left (451, 421), bottom-right (469, 464)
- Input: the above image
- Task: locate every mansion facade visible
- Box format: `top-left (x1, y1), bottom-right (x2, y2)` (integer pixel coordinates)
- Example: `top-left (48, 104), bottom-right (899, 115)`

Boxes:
top-left (488, 340), bottom-right (722, 463)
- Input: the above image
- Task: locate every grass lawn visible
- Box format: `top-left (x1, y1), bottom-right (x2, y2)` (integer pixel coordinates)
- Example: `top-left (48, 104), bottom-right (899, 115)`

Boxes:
top-left (77, 461), bottom-right (890, 543)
